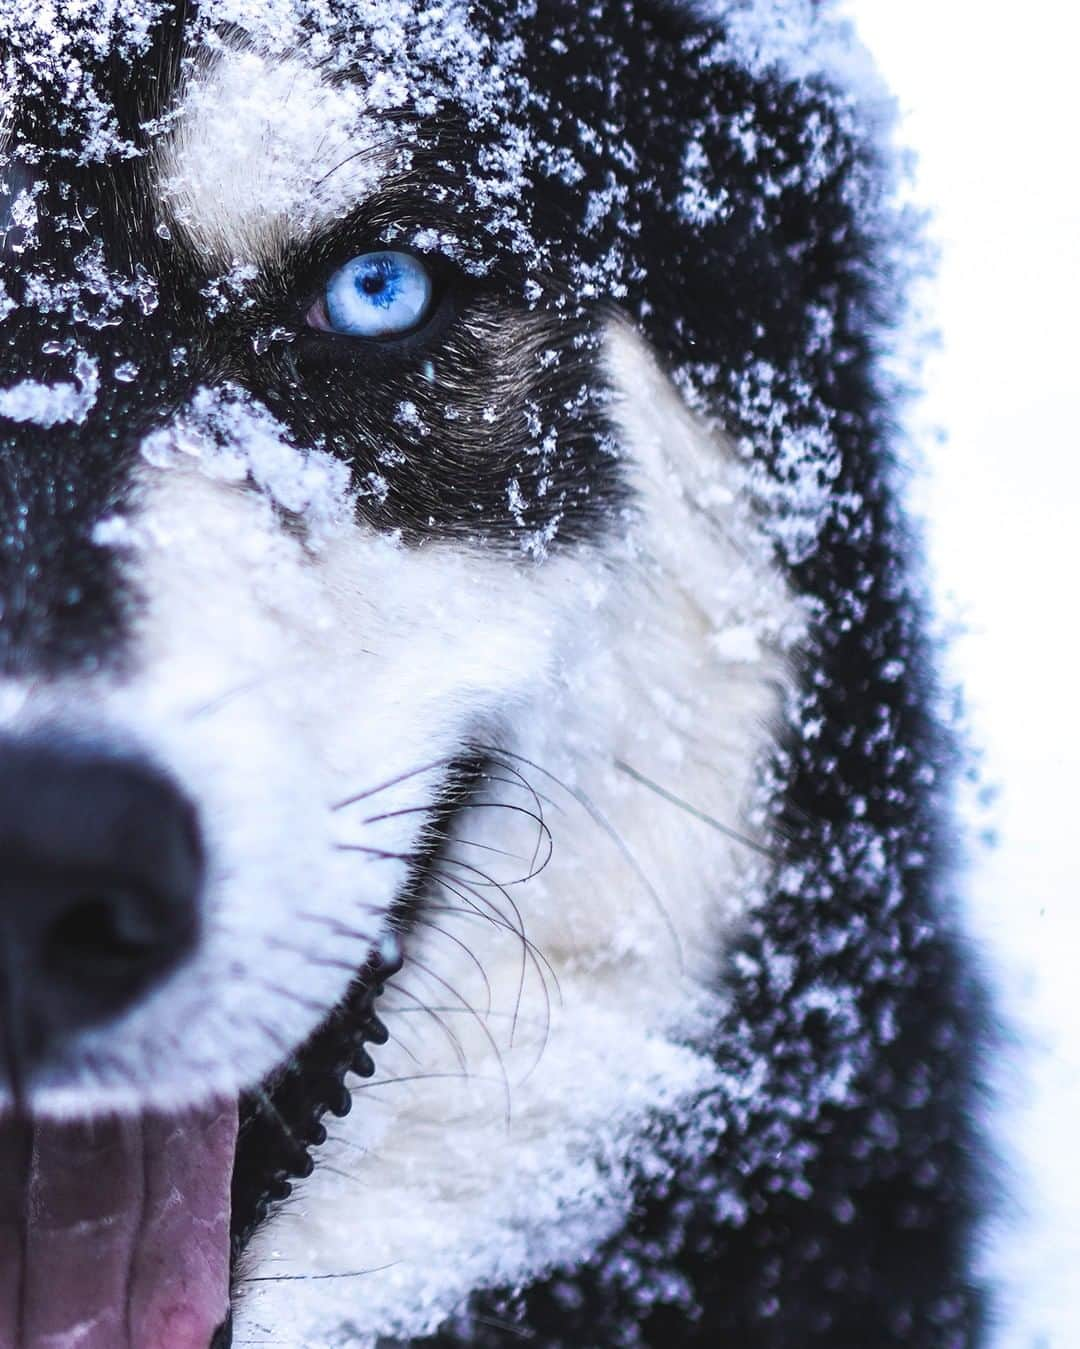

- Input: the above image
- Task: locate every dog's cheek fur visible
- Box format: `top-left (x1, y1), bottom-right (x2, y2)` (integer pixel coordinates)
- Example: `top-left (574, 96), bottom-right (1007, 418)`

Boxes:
top-left (0, 435), bottom-right (600, 1117)
top-left (234, 323), bottom-right (800, 1346)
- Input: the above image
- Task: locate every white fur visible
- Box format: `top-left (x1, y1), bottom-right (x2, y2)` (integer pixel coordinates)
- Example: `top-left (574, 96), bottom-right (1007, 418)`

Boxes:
top-left (158, 12), bottom-right (518, 270)
top-left (0, 32), bottom-right (805, 1321)
top-left (160, 45), bottom-right (395, 264)
top-left (4, 27), bottom-right (802, 1330)
top-left (0, 5), bottom-right (905, 1346)
top-left (235, 325), bottom-right (801, 1345)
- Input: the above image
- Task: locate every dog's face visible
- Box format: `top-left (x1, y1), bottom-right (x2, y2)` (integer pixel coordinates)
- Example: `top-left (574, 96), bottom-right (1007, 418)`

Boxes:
top-left (2, 12), bottom-right (628, 1082)
top-left (0, 2), bottom-right (846, 1344)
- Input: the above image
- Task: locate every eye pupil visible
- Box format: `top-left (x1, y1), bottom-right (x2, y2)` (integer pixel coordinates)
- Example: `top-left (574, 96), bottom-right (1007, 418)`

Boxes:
top-left (315, 251), bottom-right (433, 339)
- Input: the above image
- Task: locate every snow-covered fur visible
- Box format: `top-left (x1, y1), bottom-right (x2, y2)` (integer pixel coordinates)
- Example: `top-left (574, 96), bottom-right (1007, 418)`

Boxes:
top-left (0, 2), bottom-right (986, 1347)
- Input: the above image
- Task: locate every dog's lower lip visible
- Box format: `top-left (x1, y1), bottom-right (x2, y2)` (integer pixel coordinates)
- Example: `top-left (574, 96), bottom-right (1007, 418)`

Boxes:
top-left (0, 1102), bottom-right (236, 1349)
top-left (229, 934), bottom-right (403, 1253)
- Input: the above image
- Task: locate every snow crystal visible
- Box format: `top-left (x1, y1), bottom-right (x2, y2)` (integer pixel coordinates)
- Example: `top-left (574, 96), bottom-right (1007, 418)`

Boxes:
top-left (677, 133), bottom-right (733, 227)
top-left (710, 624), bottom-right (763, 663)
top-left (0, 1), bottom-right (172, 160)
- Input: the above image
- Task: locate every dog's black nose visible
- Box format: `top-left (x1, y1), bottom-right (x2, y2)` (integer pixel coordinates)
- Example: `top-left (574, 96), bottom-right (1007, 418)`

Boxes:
top-left (0, 740), bottom-right (204, 1062)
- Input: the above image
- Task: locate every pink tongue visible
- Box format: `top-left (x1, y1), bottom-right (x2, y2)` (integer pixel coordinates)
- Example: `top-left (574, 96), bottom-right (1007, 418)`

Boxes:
top-left (0, 1104), bottom-right (236, 1349)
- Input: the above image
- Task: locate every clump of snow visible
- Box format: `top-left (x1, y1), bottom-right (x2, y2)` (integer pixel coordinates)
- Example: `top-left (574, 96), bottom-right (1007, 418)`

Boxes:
top-left (140, 385), bottom-right (355, 541)
top-left (678, 133), bottom-right (733, 227)
top-left (169, 0), bottom-right (539, 261)
top-left (0, 352), bottom-right (98, 426)
top-left (0, 1), bottom-right (172, 160)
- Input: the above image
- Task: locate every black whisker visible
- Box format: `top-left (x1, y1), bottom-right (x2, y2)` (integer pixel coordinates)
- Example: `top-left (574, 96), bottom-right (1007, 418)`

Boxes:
top-left (448, 836), bottom-right (532, 864)
top-left (412, 913), bottom-right (494, 1017)
top-left (427, 845), bottom-right (556, 1047)
top-left (389, 1005), bottom-right (551, 1032)
top-left (334, 843), bottom-right (416, 862)
top-left (425, 882), bottom-right (561, 1005)
top-left (477, 756), bottom-right (559, 876)
top-left (360, 803), bottom-right (443, 826)
top-left (614, 758), bottom-right (782, 861)
top-left (331, 757), bottom-right (458, 812)
top-left (184, 669), bottom-right (282, 723)
top-left (390, 956), bottom-right (512, 1127)
top-left (428, 870), bottom-right (555, 1066)
top-left (454, 799), bottom-right (554, 879)
top-left (474, 1312), bottom-right (537, 1340)
top-left (353, 1070), bottom-right (504, 1092)
top-left (479, 754), bottom-right (565, 818)
top-left (381, 981), bottom-right (468, 1073)
top-left (361, 799), bottom-right (554, 888)
top-left (476, 743), bottom-right (685, 973)
top-left (238, 1260), bottom-right (400, 1285)
top-left (430, 867), bottom-right (530, 1051)
top-left (439, 831), bottom-right (553, 889)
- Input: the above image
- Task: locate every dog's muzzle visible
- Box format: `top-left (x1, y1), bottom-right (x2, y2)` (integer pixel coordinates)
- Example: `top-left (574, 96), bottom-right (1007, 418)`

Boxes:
top-left (0, 738), bottom-right (204, 1063)
top-left (0, 737), bottom-right (236, 1349)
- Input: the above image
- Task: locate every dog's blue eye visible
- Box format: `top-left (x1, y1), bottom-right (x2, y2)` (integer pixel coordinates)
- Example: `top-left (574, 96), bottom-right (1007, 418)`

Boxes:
top-left (315, 251), bottom-right (433, 338)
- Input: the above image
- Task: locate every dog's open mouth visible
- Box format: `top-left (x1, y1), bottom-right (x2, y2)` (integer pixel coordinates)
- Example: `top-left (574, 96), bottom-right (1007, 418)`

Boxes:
top-left (0, 757), bottom-right (477, 1348)
top-left (0, 949), bottom-right (399, 1349)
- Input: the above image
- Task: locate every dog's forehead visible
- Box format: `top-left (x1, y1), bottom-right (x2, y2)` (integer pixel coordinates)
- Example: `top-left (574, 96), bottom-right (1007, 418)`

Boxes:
top-left (0, 0), bottom-right (551, 675)
top-left (161, 7), bottom-right (503, 263)
top-left (161, 46), bottom-right (394, 262)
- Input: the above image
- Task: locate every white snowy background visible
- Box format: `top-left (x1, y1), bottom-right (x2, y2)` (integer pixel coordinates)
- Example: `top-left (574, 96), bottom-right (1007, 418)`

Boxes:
top-left (844, 5), bottom-right (1080, 1345)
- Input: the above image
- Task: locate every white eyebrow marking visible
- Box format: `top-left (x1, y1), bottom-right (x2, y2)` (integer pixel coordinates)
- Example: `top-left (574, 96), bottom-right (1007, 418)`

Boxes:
top-left (158, 45), bottom-right (399, 263)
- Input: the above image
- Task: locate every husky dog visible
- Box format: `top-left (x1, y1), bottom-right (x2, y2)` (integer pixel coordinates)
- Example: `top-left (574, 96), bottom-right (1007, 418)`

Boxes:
top-left (0, 2), bottom-right (985, 1346)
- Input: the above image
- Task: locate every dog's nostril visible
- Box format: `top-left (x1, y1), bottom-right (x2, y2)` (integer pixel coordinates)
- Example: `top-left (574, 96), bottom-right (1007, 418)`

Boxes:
top-left (44, 890), bottom-right (180, 982)
top-left (0, 738), bottom-right (205, 1063)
